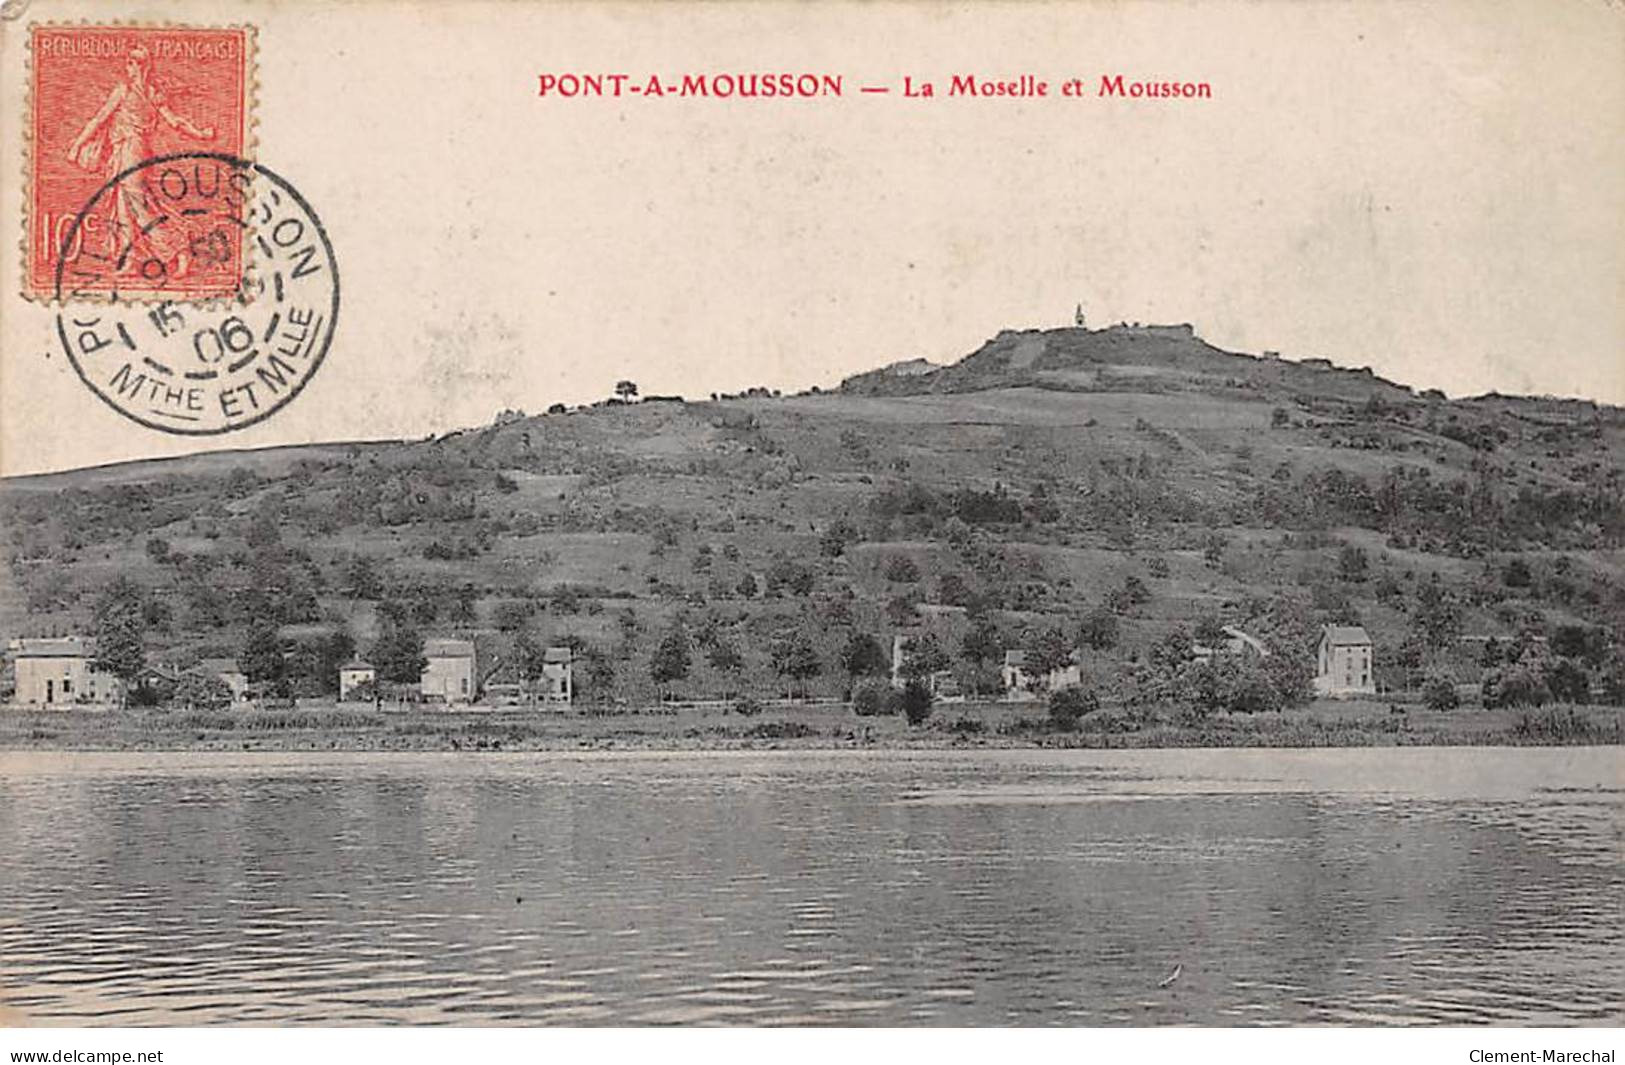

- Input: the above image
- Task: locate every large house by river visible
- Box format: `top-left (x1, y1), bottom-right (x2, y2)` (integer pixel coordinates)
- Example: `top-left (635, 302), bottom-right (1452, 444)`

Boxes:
top-left (422, 639), bottom-right (476, 703)
top-left (12, 637), bottom-right (121, 706)
top-left (1314, 625), bottom-right (1375, 696)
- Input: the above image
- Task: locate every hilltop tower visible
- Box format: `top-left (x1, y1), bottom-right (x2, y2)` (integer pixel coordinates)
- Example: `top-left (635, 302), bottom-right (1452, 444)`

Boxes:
top-left (1073, 303), bottom-right (1087, 328)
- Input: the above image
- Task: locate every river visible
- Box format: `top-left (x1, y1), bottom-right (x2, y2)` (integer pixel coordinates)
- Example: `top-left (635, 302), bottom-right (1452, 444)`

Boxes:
top-left (0, 746), bottom-right (1619, 1025)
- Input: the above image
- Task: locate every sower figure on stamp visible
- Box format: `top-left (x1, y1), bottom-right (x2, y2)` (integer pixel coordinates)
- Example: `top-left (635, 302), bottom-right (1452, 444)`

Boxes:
top-left (65, 43), bottom-right (216, 282)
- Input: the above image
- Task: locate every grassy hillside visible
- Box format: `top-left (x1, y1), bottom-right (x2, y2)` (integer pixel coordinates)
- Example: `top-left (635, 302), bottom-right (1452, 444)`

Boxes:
top-left (3, 324), bottom-right (1622, 712)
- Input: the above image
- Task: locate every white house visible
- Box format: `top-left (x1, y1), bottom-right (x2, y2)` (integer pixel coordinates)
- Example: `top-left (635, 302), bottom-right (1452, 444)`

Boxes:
top-left (338, 659), bottom-right (376, 701)
top-left (422, 638), bottom-right (476, 703)
top-left (12, 637), bottom-right (121, 706)
top-left (539, 646), bottom-right (573, 704)
top-left (1315, 625), bottom-right (1375, 696)
top-left (1001, 649), bottom-right (1082, 700)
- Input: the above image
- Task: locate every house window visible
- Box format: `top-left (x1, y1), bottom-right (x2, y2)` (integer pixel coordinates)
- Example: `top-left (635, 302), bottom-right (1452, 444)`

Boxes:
top-left (62, 678), bottom-right (73, 694)
top-left (461, 677), bottom-right (469, 694)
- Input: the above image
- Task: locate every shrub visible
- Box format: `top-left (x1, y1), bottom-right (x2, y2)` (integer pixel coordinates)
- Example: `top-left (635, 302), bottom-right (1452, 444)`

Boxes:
top-left (851, 679), bottom-right (899, 717)
top-left (948, 716), bottom-right (985, 736)
top-left (1048, 685), bottom-right (1099, 731)
top-left (171, 672), bottom-right (233, 712)
top-left (743, 721), bottom-right (816, 740)
top-left (1544, 657), bottom-right (1592, 704)
top-left (899, 679), bottom-right (933, 726)
top-left (1482, 661), bottom-right (1551, 709)
top-left (883, 555), bottom-right (920, 583)
top-left (731, 695), bottom-right (763, 717)
top-left (1421, 673), bottom-right (1459, 711)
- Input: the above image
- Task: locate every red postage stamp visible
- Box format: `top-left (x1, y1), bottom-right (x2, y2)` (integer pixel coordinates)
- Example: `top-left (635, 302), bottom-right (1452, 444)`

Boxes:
top-left (26, 25), bottom-right (254, 301)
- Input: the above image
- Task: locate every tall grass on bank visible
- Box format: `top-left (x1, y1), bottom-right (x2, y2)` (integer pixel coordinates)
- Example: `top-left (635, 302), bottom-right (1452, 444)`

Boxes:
top-left (1511, 706), bottom-right (1621, 744)
top-left (164, 709), bottom-right (385, 731)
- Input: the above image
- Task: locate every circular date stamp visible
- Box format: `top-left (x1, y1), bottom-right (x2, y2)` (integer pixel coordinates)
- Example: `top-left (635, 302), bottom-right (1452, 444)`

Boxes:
top-left (53, 152), bottom-right (339, 435)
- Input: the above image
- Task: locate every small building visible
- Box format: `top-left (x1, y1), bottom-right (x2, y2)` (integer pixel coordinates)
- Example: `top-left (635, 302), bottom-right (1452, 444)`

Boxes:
top-left (338, 659), bottom-right (376, 701)
top-left (540, 646), bottom-right (573, 704)
top-left (422, 638), bottom-right (476, 703)
top-left (196, 658), bottom-right (250, 702)
top-left (1001, 649), bottom-right (1082, 700)
top-left (1192, 626), bottom-right (1270, 664)
top-left (11, 637), bottom-right (122, 707)
top-left (1315, 625), bottom-right (1375, 696)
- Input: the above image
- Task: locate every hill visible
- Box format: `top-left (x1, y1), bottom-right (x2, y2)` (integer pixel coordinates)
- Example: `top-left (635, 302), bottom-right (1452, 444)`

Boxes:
top-left (3, 322), bottom-right (1622, 710)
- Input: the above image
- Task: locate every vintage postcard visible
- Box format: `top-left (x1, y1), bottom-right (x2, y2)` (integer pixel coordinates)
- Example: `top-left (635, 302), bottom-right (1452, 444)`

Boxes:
top-left (0, 0), bottom-right (1621, 1046)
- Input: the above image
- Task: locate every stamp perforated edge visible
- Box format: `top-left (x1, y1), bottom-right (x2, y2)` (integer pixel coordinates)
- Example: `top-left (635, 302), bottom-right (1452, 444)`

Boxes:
top-left (18, 19), bottom-right (259, 307)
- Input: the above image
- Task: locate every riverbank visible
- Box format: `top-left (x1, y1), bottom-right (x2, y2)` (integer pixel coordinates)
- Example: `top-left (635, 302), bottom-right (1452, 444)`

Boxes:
top-left (1, 698), bottom-right (1620, 752)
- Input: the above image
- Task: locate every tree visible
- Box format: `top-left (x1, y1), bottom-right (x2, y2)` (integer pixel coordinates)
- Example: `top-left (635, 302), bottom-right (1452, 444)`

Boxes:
top-left (509, 630), bottom-right (547, 701)
top-left (371, 619), bottom-right (427, 684)
top-left (582, 647), bottom-right (616, 703)
top-left (936, 573), bottom-right (972, 607)
top-left (819, 520), bottom-right (858, 558)
top-left (1502, 557), bottom-right (1533, 589)
top-left (240, 619), bottom-right (288, 697)
top-left (449, 584), bottom-right (477, 625)
top-left (92, 578), bottom-right (146, 706)
top-left (960, 614), bottom-right (1001, 667)
top-left (287, 629), bottom-right (355, 697)
top-left (1078, 606), bottom-right (1119, 651)
top-left (1048, 685), bottom-right (1099, 731)
top-left (1544, 657), bottom-right (1591, 705)
top-left (615, 379), bottom-right (639, 401)
top-left (1421, 673), bottom-right (1460, 711)
top-left (1338, 544), bottom-right (1369, 583)
top-left (649, 625), bottom-right (692, 697)
top-left (345, 555), bottom-right (384, 599)
top-left (883, 555), bottom-right (920, 583)
top-left (852, 678), bottom-right (899, 717)
top-left (1108, 575), bottom-right (1150, 614)
top-left (172, 672), bottom-right (232, 712)
top-left (770, 630), bottom-right (822, 700)
top-left (706, 639), bottom-right (744, 697)
top-left (706, 639), bottom-right (743, 673)
top-left (1411, 576), bottom-right (1462, 651)
top-left (899, 679), bottom-right (934, 726)
top-left (899, 632), bottom-right (949, 682)
top-left (1193, 615), bottom-right (1226, 648)
top-left (839, 632), bottom-right (887, 681)
top-left (885, 593), bottom-right (919, 626)
top-left (144, 537), bottom-right (171, 563)
top-left (1551, 625), bottom-right (1607, 668)
top-left (735, 573), bottom-right (759, 599)
top-left (1025, 627), bottom-right (1072, 684)
top-left (1482, 657), bottom-right (1551, 709)
top-left (494, 600), bottom-right (531, 632)
top-left (767, 557), bottom-right (815, 597)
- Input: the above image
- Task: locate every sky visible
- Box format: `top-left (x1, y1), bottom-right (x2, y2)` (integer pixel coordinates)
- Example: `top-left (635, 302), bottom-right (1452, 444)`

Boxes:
top-left (2, 0), bottom-right (1621, 476)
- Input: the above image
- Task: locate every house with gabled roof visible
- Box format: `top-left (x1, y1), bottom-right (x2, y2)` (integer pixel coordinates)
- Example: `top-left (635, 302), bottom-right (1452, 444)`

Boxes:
top-left (540, 646), bottom-right (573, 704)
top-left (1000, 649), bottom-right (1082, 700)
top-left (195, 658), bottom-right (250, 702)
top-left (1315, 625), bottom-right (1374, 696)
top-left (422, 638), bottom-right (476, 703)
top-left (338, 659), bottom-right (376, 701)
top-left (11, 636), bottom-right (121, 706)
